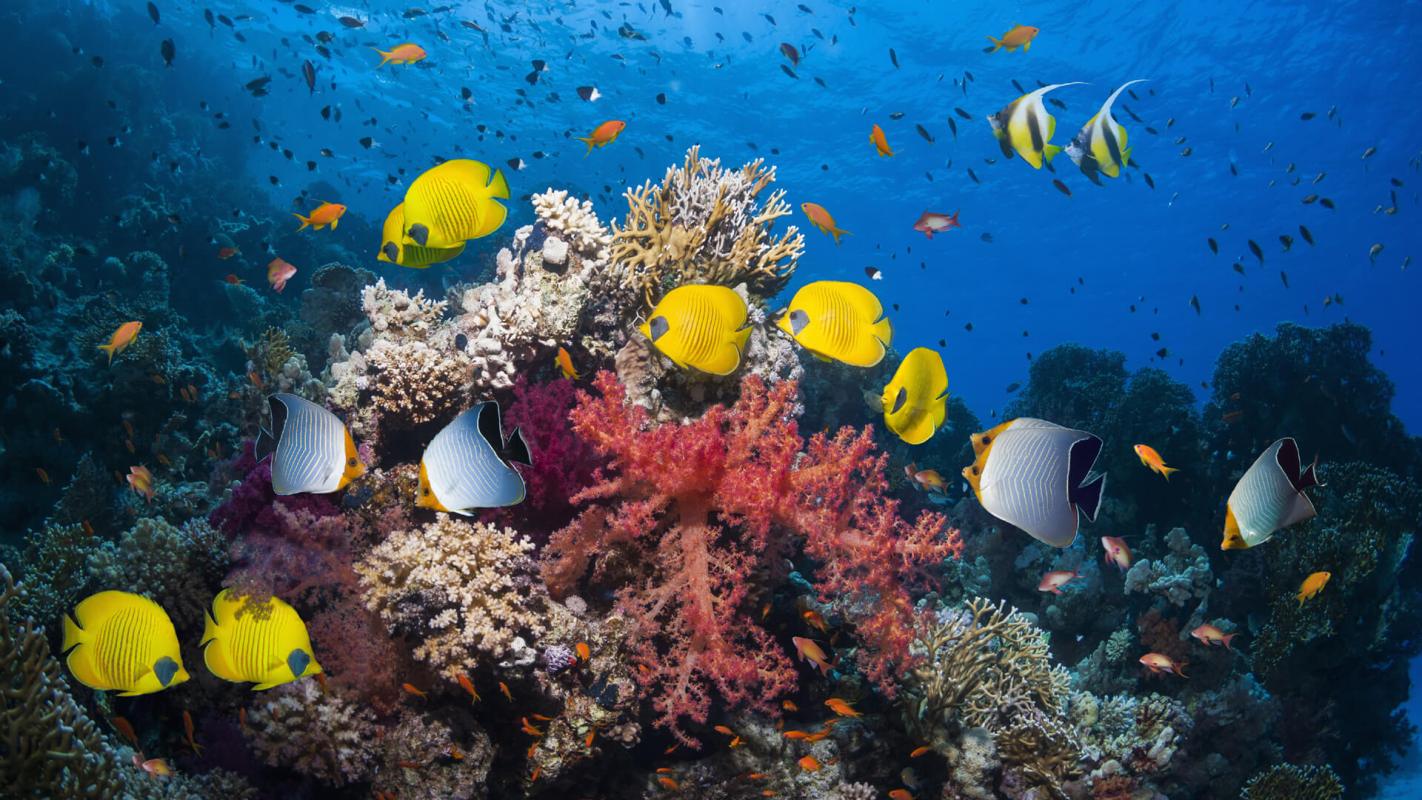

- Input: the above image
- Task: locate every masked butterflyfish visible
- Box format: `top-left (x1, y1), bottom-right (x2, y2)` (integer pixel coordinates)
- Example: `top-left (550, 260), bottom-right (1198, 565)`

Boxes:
top-left (987, 82), bottom-right (1086, 169)
top-left (638, 285), bottom-right (752, 375)
top-left (401, 159), bottom-right (510, 249)
top-left (1066, 80), bottom-right (1148, 183)
top-left (200, 589), bottom-right (322, 690)
top-left (62, 591), bottom-right (189, 696)
top-left (1221, 438), bottom-right (1320, 550)
top-left (881, 348), bottom-right (949, 445)
top-left (378, 202), bottom-right (465, 268)
top-left (963, 417), bottom-right (1106, 547)
top-left (776, 281), bottom-right (892, 367)
top-left (255, 393), bottom-right (365, 496)
top-left (418, 401), bottom-right (532, 514)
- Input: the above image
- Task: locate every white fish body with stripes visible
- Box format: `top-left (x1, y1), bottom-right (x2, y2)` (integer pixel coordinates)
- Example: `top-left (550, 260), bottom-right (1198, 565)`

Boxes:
top-left (255, 393), bottom-right (366, 495)
top-left (1067, 79), bottom-right (1149, 183)
top-left (417, 401), bottom-right (532, 514)
top-left (962, 417), bottom-right (1106, 548)
top-left (1221, 437), bottom-right (1320, 550)
top-left (987, 82), bottom-right (1086, 169)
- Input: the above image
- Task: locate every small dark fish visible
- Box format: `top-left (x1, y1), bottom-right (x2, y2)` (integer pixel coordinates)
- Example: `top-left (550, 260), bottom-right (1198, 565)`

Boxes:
top-left (577, 86), bottom-right (600, 102)
top-left (1300, 112), bottom-right (1315, 120)
top-left (320, 105), bottom-right (331, 119)
top-left (1320, 198), bottom-right (1335, 210)
top-left (507, 158), bottom-right (526, 171)
top-left (1232, 262), bottom-right (1245, 276)
top-left (1299, 225), bottom-right (1314, 245)
top-left (294, 4), bottom-right (316, 14)
top-left (204, 8), bottom-right (214, 28)
top-left (1143, 173), bottom-right (1155, 189)
top-left (864, 266), bottom-right (882, 280)
top-left (1180, 147), bottom-right (1193, 157)
top-left (1279, 235), bottom-right (1293, 251)
top-left (948, 117), bottom-right (958, 140)
top-left (781, 64), bottom-right (797, 79)
top-left (915, 124), bottom-right (933, 143)
top-left (1362, 146), bottom-right (1377, 159)
top-left (302, 60), bottom-right (315, 94)
top-left (160, 39), bottom-right (175, 67)
top-left (889, 47), bottom-right (899, 68)
top-left (889, 111), bottom-right (905, 120)
top-left (656, 92), bottom-right (667, 105)
top-left (147, 2), bottom-right (160, 24)
top-left (338, 16), bottom-right (364, 28)
top-left (1005, 382), bottom-right (1020, 393)
top-left (1012, 78), bottom-right (1026, 94)
top-left (1052, 179), bottom-right (1071, 196)
top-left (1280, 271), bottom-right (1290, 288)
top-left (1190, 295), bottom-right (1201, 314)
top-left (967, 168), bottom-right (980, 184)
top-left (1302, 194), bottom-right (1318, 204)
top-left (953, 107), bottom-right (972, 120)
top-left (779, 42), bottom-right (800, 67)
top-left (980, 232), bottom-right (993, 243)
top-left (359, 136), bottom-right (373, 149)
top-left (1207, 238), bottom-right (1218, 255)
top-left (1248, 240), bottom-right (1263, 264)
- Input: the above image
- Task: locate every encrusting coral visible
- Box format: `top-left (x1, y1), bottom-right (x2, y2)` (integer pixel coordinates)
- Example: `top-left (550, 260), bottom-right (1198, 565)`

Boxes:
top-left (542, 372), bottom-right (962, 745)
top-left (355, 516), bottom-right (548, 679)
top-left (610, 145), bottom-right (803, 308)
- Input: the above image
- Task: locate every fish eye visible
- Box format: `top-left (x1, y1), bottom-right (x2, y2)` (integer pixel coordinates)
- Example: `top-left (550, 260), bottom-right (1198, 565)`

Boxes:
top-left (971, 466), bottom-right (980, 475)
top-left (422, 487), bottom-right (431, 496)
top-left (347, 458), bottom-right (357, 467)
top-left (981, 435), bottom-right (991, 444)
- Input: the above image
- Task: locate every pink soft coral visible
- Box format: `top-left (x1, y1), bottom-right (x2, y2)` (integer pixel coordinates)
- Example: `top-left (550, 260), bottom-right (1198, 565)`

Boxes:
top-left (542, 372), bottom-right (962, 744)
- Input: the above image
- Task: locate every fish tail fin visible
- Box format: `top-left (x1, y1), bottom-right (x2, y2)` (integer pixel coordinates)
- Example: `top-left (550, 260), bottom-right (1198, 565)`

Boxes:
top-left (61, 611), bottom-right (87, 654)
top-left (502, 427), bottom-right (533, 467)
top-left (985, 36), bottom-right (1002, 52)
top-left (1074, 473), bottom-right (1106, 522)
top-left (488, 166), bottom-right (511, 199)
top-left (372, 48), bottom-right (391, 67)
top-left (577, 136), bottom-right (595, 156)
top-left (1044, 143), bottom-right (1064, 163)
top-left (1161, 465), bottom-right (1179, 480)
top-left (1177, 665), bottom-right (1189, 678)
top-left (830, 226), bottom-right (850, 245)
top-left (97, 343), bottom-right (116, 364)
top-left (1299, 454), bottom-right (1322, 489)
top-left (1221, 633), bottom-right (1238, 650)
top-left (293, 213), bottom-right (311, 230)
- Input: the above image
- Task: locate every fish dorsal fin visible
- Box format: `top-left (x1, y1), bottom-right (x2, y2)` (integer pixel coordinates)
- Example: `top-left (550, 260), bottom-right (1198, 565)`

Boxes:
top-left (475, 401), bottom-right (504, 453)
top-left (1273, 437), bottom-right (1308, 493)
top-left (502, 426), bottom-right (533, 467)
top-left (1098, 79), bottom-right (1148, 122)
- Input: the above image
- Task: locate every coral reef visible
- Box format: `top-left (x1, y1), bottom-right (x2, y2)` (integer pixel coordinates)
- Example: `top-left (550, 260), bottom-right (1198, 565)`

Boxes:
top-left (1241, 762), bottom-right (1344, 800)
top-left (373, 713), bottom-right (493, 800)
top-left (85, 516), bottom-right (228, 629)
top-left (356, 516), bottom-right (548, 678)
top-left (610, 145), bottom-right (803, 307)
top-left (244, 679), bottom-right (379, 786)
top-left (1122, 527), bottom-right (1213, 607)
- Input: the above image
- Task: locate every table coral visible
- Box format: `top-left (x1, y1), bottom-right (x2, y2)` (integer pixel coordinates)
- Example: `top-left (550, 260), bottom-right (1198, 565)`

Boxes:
top-left (610, 145), bottom-right (803, 308)
top-left (0, 563), bottom-right (127, 798)
top-left (244, 679), bottom-right (379, 786)
top-left (355, 517), bottom-right (548, 679)
top-left (543, 372), bottom-right (961, 745)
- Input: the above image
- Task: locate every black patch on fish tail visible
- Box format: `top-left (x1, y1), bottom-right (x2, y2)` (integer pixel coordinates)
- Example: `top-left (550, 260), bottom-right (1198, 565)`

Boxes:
top-left (1067, 434), bottom-right (1105, 520)
top-left (382, 241), bottom-right (399, 262)
top-left (407, 222), bottom-right (429, 246)
top-left (502, 427), bottom-right (533, 467)
top-left (1274, 437), bottom-right (1319, 492)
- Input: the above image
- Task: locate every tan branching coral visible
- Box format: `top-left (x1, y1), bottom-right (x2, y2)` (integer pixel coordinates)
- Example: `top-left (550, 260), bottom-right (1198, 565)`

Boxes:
top-left (245, 679), bottom-right (379, 786)
top-left (1, 563), bottom-right (126, 798)
top-left (85, 517), bottom-right (228, 630)
top-left (610, 145), bottom-right (803, 307)
top-left (904, 598), bottom-right (1081, 795)
top-left (355, 517), bottom-right (548, 679)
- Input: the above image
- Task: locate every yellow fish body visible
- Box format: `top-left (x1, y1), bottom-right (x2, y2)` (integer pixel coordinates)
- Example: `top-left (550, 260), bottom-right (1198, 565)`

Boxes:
top-left (881, 348), bottom-right (949, 445)
top-left (638, 285), bottom-right (752, 375)
top-left (1297, 571), bottom-right (1331, 606)
top-left (987, 82), bottom-right (1085, 169)
top-left (776, 280), bottom-right (892, 367)
top-left (61, 591), bottom-right (189, 696)
top-left (200, 589), bottom-right (322, 691)
top-left (377, 202), bottom-right (465, 268)
top-left (1067, 80), bottom-right (1147, 182)
top-left (401, 159), bottom-right (510, 250)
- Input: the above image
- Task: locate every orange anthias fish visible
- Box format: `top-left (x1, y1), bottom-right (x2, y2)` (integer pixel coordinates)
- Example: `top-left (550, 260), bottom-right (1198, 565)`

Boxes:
top-left (217, 246), bottom-right (239, 259)
top-left (520, 716), bottom-right (543, 736)
top-left (1037, 570), bottom-right (1080, 595)
top-left (224, 274), bottom-right (244, 285)
top-left (909, 745), bottom-right (931, 758)
top-left (555, 347), bottom-right (580, 380)
top-left (374, 42), bottom-right (427, 67)
top-left (112, 716), bottom-right (140, 748)
top-left (801, 609), bottom-right (830, 633)
top-left (782, 700), bottom-right (799, 712)
top-left (127, 465), bottom-right (155, 502)
top-left (657, 776), bottom-right (680, 790)
top-left (1298, 571), bottom-right (1331, 606)
top-left (293, 201), bottom-right (346, 231)
top-left (824, 698), bottom-right (860, 717)
top-left (912, 211), bottom-right (961, 239)
top-left (267, 257), bottom-right (297, 292)
top-left (798, 755), bottom-right (822, 772)
top-left (889, 790), bottom-right (916, 800)
top-left (1133, 444), bottom-right (1179, 480)
top-left (499, 681), bottom-right (513, 702)
top-left (1190, 623), bottom-right (1239, 650)
top-left (870, 123), bottom-right (894, 157)
top-left (904, 463), bottom-right (948, 493)
top-left (456, 672), bottom-right (480, 702)
top-left (401, 682), bottom-right (428, 700)
top-left (182, 709), bottom-right (204, 756)
top-left (578, 120), bottom-right (626, 156)
top-left (35, 467), bottom-right (51, 485)
top-left (576, 642), bottom-right (591, 661)
top-left (790, 636), bottom-right (833, 674)
top-left (779, 42), bottom-right (800, 67)
top-left (986, 24), bottom-right (1040, 53)
top-left (1139, 652), bottom-right (1188, 678)
top-left (1100, 536), bottom-right (1133, 571)
top-left (98, 321), bottom-right (143, 365)
top-left (138, 757), bottom-right (172, 778)
top-left (800, 202), bottom-right (850, 245)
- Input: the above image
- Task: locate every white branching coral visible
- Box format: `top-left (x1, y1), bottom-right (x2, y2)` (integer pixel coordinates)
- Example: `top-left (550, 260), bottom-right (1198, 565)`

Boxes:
top-left (355, 517), bottom-right (549, 679)
top-left (245, 680), bottom-right (379, 786)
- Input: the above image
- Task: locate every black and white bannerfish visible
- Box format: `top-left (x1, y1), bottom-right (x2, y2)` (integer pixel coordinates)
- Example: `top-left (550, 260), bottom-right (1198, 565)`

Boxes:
top-left (1221, 438), bottom-right (1320, 550)
top-left (1066, 79), bottom-right (1148, 183)
top-left (255, 393), bottom-right (366, 495)
top-left (417, 401), bottom-right (532, 514)
top-left (987, 82), bottom-right (1086, 169)
top-left (962, 417), bottom-right (1106, 547)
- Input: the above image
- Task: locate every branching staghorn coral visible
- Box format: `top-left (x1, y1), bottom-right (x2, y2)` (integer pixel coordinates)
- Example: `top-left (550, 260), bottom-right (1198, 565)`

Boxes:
top-left (0, 563), bottom-right (127, 798)
top-left (1241, 763), bottom-right (1344, 800)
top-left (244, 679), bottom-right (379, 787)
top-left (355, 517), bottom-right (548, 679)
top-left (904, 598), bottom-right (1080, 794)
top-left (610, 145), bottom-right (803, 307)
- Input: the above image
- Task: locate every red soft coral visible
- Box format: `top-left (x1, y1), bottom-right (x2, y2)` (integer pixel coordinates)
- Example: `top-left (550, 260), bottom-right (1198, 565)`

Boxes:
top-left (542, 372), bottom-right (962, 744)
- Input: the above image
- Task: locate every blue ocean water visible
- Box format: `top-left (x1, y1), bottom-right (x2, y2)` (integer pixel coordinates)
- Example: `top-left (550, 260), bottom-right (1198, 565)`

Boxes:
top-left (3, 1), bottom-right (1421, 798)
